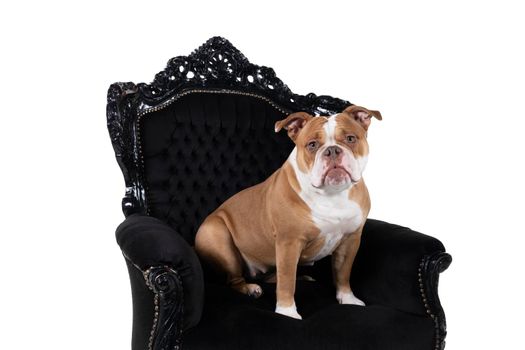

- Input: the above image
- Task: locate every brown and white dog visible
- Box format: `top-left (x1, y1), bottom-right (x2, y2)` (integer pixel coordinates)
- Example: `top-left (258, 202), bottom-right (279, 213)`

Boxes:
top-left (195, 105), bottom-right (382, 319)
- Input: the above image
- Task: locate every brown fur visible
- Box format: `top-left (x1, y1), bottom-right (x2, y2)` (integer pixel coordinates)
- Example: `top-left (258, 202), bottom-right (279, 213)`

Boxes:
top-left (195, 106), bottom-right (380, 313)
top-left (329, 180), bottom-right (371, 295)
top-left (334, 113), bottom-right (369, 157)
top-left (294, 117), bottom-right (327, 173)
top-left (195, 161), bottom-right (319, 298)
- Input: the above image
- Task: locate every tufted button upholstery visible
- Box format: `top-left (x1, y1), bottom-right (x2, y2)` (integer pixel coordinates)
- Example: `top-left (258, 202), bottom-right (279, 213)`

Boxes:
top-left (140, 92), bottom-right (292, 244)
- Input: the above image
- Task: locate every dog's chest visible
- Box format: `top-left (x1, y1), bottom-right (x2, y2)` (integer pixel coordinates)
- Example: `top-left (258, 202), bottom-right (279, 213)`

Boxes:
top-left (300, 192), bottom-right (364, 262)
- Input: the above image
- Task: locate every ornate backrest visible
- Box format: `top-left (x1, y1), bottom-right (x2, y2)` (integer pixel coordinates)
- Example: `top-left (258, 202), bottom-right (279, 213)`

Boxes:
top-left (107, 37), bottom-right (352, 244)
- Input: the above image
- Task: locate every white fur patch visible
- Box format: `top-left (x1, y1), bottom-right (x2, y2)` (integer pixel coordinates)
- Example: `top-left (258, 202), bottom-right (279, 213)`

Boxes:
top-left (246, 284), bottom-right (263, 298)
top-left (323, 114), bottom-right (338, 145)
top-left (288, 148), bottom-right (364, 262)
top-left (357, 154), bottom-right (368, 175)
top-left (275, 302), bottom-right (302, 319)
top-left (336, 291), bottom-right (365, 306)
top-left (307, 194), bottom-right (363, 261)
top-left (312, 115), bottom-right (341, 187)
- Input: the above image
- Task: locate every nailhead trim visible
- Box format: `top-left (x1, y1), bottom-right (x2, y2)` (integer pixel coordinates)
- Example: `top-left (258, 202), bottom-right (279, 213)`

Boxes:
top-left (137, 88), bottom-right (291, 117)
top-left (419, 260), bottom-right (442, 350)
top-left (135, 89), bottom-right (291, 216)
top-left (143, 267), bottom-right (159, 350)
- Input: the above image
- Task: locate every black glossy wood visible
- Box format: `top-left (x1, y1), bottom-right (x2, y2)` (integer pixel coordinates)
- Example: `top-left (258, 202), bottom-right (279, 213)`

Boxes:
top-left (421, 252), bottom-right (453, 350)
top-left (145, 266), bottom-right (184, 350)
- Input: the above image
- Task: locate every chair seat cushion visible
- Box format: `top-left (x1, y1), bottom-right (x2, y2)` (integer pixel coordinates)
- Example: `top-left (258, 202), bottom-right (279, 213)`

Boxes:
top-left (183, 279), bottom-right (435, 350)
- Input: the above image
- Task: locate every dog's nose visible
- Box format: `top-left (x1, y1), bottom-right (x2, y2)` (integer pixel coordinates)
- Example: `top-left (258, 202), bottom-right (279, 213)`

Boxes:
top-left (323, 146), bottom-right (342, 160)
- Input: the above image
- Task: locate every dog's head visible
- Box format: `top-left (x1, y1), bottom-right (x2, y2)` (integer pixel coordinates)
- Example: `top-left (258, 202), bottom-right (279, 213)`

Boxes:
top-left (275, 106), bottom-right (382, 193)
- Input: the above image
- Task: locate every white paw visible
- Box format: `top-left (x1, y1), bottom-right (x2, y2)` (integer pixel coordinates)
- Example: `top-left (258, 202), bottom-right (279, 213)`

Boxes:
top-left (336, 291), bottom-right (365, 306)
top-left (275, 302), bottom-right (302, 320)
top-left (246, 284), bottom-right (263, 298)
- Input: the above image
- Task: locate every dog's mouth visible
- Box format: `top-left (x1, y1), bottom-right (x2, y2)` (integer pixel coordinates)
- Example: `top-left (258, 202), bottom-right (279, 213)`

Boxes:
top-left (315, 165), bottom-right (353, 187)
top-left (325, 166), bottom-right (349, 179)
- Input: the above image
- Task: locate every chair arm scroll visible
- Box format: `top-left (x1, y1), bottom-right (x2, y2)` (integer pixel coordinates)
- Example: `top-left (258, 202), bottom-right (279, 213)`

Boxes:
top-left (419, 252), bottom-right (452, 350)
top-left (116, 214), bottom-right (204, 350)
top-left (143, 266), bottom-right (184, 350)
top-left (348, 219), bottom-right (450, 315)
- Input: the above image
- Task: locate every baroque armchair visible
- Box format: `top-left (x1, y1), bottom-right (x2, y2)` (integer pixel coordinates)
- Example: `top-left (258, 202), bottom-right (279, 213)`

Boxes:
top-left (107, 36), bottom-right (452, 350)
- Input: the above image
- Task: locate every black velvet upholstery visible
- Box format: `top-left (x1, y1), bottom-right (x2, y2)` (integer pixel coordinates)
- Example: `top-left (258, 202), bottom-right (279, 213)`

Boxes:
top-left (345, 219), bottom-right (444, 316)
top-left (116, 214), bottom-right (204, 330)
top-left (184, 279), bottom-right (435, 350)
top-left (125, 258), bottom-right (155, 350)
top-left (125, 92), bottom-right (449, 349)
top-left (140, 92), bottom-right (290, 244)
top-left (115, 213), bottom-right (445, 349)
top-left (182, 219), bottom-right (444, 349)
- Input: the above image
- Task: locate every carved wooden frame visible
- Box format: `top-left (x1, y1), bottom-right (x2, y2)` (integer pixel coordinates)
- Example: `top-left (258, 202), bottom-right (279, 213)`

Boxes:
top-left (143, 266), bottom-right (184, 350)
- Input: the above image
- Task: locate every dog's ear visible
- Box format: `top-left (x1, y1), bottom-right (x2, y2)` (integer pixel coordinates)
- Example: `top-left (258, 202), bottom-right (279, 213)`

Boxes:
top-left (275, 112), bottom-right (313, 142)
top-left (343, 105), bottom-right (382, 131)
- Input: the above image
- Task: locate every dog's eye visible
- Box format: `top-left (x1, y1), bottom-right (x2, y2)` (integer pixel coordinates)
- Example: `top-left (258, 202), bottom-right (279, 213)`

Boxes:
top-left (306, 140), bottom-right (318, 152)
top-left (346, 135), bottom-right (357, 143)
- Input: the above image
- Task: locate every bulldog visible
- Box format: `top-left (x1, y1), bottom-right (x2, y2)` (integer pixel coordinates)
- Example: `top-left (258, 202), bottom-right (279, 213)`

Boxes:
top-left (195, 105), bottom-right (382, 319)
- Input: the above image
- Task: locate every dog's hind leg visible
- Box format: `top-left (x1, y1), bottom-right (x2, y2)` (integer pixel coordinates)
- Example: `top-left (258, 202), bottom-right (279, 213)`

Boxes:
top-left (195, 216), bottom-right (263, 298)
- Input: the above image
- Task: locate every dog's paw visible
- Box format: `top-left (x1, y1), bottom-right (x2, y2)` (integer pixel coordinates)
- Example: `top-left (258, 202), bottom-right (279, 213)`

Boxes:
top-left (275, 303), bottom-right (302, 320)
top-left (336, 291), bottom-right (365, 306)
top-left (245, 283), bottom-right (263, 298)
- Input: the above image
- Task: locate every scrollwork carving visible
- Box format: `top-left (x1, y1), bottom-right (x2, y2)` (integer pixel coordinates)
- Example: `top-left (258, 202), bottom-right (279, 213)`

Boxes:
top-left (135, 36), bottom-right (352, 115)
top-left (107, 82), bottom-right (146, 215)
top-left (144, 266), bottom-right (184, 350)
top-left (419, 252), bottom-right (452, 350)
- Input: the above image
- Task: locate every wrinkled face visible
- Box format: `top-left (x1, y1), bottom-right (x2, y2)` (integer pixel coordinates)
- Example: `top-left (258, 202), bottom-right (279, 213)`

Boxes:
top-left (275, 106), bottom-right (382, 192)
top-left (297, 114), bottom-right (368, 190)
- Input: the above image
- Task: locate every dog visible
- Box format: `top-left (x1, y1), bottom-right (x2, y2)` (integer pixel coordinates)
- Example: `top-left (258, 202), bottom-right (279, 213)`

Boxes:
top-left (195, 105), bottom-right (382, 319)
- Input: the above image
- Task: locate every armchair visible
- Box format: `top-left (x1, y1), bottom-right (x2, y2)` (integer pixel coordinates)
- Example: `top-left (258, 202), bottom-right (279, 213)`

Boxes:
top-left (107, 36), bottom-right (452, 350)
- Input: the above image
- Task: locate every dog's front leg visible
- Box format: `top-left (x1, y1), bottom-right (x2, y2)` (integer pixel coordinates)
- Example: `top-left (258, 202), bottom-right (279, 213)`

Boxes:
top-left (275, 239), bottom-right (304, 319)
top-left (332, 227), bottom-right (365, 306)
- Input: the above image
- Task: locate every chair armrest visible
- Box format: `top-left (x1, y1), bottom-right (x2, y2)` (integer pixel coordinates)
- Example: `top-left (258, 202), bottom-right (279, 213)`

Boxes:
top-left (116, 214), bottom-right (204, 330)
top-left (351, 219), bottom-right (451, 317)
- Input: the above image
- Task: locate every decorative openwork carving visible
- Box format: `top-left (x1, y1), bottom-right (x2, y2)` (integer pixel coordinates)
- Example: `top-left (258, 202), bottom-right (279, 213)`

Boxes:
top-left (106, 36), bottom-right (352, 216)
top-left (135, 36), bottom-right (351, 115)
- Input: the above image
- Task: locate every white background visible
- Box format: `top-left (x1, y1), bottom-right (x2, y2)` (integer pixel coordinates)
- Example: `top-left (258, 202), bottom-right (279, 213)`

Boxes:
top-left (1, 1), bottom-right (524, 349)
